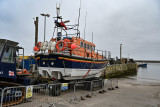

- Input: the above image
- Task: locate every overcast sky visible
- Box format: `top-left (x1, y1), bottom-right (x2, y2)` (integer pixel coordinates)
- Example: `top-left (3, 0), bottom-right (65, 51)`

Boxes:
top-left (0, 0), bottom-right (160, 60)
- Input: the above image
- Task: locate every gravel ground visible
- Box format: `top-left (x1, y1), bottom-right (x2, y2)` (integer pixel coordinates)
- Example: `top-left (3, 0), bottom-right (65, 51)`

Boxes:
top-left (9, 78), bottom-right (160, 107)
top-left (59, 78), bottom-right (160, 107)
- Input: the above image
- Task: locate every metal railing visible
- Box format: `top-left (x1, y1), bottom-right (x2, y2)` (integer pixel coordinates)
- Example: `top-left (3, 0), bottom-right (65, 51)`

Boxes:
top-left (36, 41), bottom-right (110, 60)
top-left (0, 84), bottom-right (48, 107)
top-left (0, 78), bottom-right (119, 107)
top-left (0, 88), bottom-right (2, 107)
top-left (47, 82), bottom-right (75, 105)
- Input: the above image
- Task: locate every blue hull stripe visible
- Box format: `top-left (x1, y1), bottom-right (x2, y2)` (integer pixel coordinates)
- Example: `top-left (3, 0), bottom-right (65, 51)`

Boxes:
top-left (37, 54), bottom-right (108, 69)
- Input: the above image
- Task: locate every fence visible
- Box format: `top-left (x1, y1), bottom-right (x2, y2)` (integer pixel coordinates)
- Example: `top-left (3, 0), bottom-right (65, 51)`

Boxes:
top-left (47, 82), bottom-right (75, 105)
top-left (0, 88), bottom-right (2, 107)
top-left (0, 84), bottom-right (48, 107)
top-left (73, 81), bottom-right (92, 102)
top-left (0, 78), bottom-right (119, 107)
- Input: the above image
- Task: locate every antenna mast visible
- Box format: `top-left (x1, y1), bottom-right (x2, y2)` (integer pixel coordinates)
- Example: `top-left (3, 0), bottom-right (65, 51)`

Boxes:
top-left (84, 12), bottom-right (87, 40)
top-left (91, 32), bottom-right (93, 59)
top-left (92, 32), bottom-right (93, 43)
top-left (77, 0), bottom-right (81, 38)
top-left (56, 3), bottom-right (61, 17)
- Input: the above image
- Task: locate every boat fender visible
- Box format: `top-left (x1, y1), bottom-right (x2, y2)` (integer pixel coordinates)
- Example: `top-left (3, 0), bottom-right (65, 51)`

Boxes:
top-left (44, 41), bottom-right (48, 46)
top-left (56, 40), bottom-right (66, 51)
top-left (41, 41), bottom-right (48, 51)
top-left (48, 41), bottom-right (52, 51)
top-left (51, 41), bottom-right (56, 51)
top-left (48, 46), bottom-right (51, 50)
top-left (52, 41), bottom-right (56, 46)
top-left (43, 45), bottom-right (46, 51)
top-left (48, 41), bottom-right (53, 47)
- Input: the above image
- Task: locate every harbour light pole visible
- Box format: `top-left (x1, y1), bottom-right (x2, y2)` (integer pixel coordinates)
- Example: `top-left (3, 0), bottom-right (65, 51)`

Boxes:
top-left (40, 13), bottom-right (50, 42)
top-left (120, 44), bottom-right (122, 64)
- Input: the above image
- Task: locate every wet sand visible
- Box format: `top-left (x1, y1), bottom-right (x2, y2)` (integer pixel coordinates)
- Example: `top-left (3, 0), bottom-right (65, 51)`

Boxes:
top-left (60, 78), bottom-right (160, 107)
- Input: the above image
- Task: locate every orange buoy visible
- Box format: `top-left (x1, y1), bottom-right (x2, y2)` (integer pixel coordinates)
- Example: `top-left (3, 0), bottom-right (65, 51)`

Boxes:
top-left (34, 46), bottom-right (38, 51)
top-left (56, 40), bottom-right (66, 51)
top-left (34, 42), bottom-right (41, 52)
top-left (71, 43), bottom-right (76, 49)
top-left (64, 39), bottom-right (72, 49)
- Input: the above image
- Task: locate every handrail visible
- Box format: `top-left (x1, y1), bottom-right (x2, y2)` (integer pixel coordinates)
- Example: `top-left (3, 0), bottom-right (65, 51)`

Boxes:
top-left (35, 41), bottom-right (110, 60)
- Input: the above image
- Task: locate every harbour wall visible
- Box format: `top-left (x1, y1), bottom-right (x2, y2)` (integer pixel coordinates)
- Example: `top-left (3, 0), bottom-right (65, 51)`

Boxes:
top-left (102, 63), bottom-right (138, 78)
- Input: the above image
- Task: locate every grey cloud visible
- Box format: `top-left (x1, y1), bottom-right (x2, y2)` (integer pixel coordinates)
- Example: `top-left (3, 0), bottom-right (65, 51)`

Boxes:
top-left (0, 0), bottom-right (160, 60)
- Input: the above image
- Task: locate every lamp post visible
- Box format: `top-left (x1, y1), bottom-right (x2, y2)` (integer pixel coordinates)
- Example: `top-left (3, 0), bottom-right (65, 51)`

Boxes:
top-left (40, 13), bottom-right (50, 42)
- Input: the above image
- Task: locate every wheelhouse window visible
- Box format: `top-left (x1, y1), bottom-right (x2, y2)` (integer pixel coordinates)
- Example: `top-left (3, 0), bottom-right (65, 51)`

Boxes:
top-left (0, 43), bottom-right (4, 56)
top-left (84, 43), bottom-right (86, 49)
top-left (90, 45), bottom-right (92, 51)
top-left (87, 44), bottom-right (89, 50)
top-left (80, 42), bottom-right (83, 48)
top-left (93, 46), bottom-right (95, 51)
top-left (2, 45), bottom-right (15, 63)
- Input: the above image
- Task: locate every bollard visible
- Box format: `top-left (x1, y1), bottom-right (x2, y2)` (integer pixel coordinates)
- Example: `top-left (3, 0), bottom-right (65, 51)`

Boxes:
top-left (115, 78), bottom-right (119, 89)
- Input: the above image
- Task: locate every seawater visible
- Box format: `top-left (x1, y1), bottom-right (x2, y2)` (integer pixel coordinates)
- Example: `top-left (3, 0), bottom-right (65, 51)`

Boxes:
top-left (135, 63), bottom-right (160, 81)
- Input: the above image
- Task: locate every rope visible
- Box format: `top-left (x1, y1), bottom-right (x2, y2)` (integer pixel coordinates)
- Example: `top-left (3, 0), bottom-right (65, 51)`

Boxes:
top-left (62, 60), bottom-right (66, 75)
top-left (82, 60), bottom-right (95, 79)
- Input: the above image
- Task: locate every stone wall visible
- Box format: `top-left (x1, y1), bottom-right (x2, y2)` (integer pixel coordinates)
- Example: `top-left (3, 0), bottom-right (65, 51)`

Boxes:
top-left (102, 63), bottom-right (138, 78)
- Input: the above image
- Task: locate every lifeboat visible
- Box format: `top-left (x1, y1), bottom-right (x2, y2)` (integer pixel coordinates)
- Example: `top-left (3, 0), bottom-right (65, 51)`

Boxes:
top-left (34, 6), bottom-right (110, 80)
